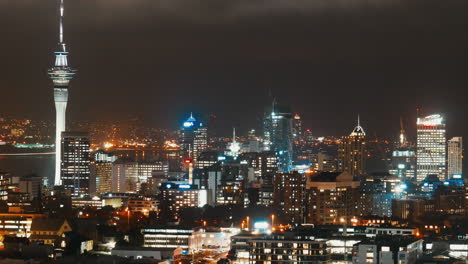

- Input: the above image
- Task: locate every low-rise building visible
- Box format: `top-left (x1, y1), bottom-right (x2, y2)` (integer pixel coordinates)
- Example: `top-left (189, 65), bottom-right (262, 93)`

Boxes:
top-left (142, 227), bottom-right (192, 249)
top-left (29, 218), bottom-right (72, 246)
top-left (352, 236), bottom-right (423, 264)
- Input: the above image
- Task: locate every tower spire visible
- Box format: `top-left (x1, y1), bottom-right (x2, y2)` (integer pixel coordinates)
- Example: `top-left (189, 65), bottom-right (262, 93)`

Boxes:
top-left (357, 114), bottom-right (360, 127)
top-left (59, 0), bottom-right (64, 44)
top-left (399, 117), bottom-right (407, 146)
top-left (232, 127), bottom-right (236, 143)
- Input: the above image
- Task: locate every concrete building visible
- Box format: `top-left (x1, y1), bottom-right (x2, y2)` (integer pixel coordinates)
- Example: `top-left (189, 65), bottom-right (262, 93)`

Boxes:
top-left (18, 175), bottom-right (42, 200)
top-left (447, 137), bottom-right (463, 179)
top-left (352, 237), bottom-right (423, 264)
top-left (248, 232), bottom-right (330, 264)
top-left (273, 172), bottom-right (306, 224)
top-left (306, 171), bottom-right (360, 225)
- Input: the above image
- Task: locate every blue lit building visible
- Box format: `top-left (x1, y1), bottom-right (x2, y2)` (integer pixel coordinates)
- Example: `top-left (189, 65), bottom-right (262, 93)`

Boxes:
top-left (180, 113), bottom-right (207, 163)
top-left (262, 104), bottom-right (293, 172)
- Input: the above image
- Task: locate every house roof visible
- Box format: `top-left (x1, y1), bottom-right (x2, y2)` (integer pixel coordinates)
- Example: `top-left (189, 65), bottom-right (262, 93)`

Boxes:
top-left (31, 218), bottom-right (68, 232)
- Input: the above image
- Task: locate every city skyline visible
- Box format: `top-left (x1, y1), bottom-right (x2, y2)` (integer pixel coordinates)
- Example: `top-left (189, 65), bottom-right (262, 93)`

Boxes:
top-left (0, 0), bottom-right (466, 261)
top-left (0, 0), bottom-right (466, 139)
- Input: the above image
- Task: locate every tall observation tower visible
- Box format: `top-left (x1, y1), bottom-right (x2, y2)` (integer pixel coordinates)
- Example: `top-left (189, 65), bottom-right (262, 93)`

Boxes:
top-left (48, 0), bottom-right (76, 186)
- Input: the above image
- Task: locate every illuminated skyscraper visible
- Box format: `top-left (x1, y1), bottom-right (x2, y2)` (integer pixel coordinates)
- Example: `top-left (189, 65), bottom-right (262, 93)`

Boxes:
top-left (416, 114), bottom-right (446, 182)
top-left (447, 137), bottom-right (462, 179)
top-left (389, 118), bottom-right (416, 180)
top-left (180, 113), bottom-right (207, 163)
top-left (292, 113), bottom-right (302, 141)
top-left (61, 132), bottom-right (90, 197)
top-left (262, 104), bottom-right (293, 172)
top-left (49, 0), bottom-right (76, 186)
top-left (338, 117), bottom-right (366, 177)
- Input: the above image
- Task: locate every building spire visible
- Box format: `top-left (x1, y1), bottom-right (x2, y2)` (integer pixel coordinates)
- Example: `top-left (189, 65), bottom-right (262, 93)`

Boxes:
top-left (357, 114), bottom-right (360, 127)
top-left (399, 117), bottom-right (407, 146)
top-left (232, 127), bottom-right (236, 143)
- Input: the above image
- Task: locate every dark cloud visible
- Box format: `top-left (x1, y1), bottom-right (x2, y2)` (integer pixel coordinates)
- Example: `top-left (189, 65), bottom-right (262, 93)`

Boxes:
top-left (0, 0), bottom-right (466, 143)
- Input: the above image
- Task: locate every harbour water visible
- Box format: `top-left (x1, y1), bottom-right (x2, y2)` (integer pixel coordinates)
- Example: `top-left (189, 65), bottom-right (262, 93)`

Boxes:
top-left (0, 154), bottom-right (54, 181)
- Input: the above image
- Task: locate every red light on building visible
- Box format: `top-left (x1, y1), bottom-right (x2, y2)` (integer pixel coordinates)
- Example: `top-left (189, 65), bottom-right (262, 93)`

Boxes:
top-left (184, 158), bottom-right (193, 164)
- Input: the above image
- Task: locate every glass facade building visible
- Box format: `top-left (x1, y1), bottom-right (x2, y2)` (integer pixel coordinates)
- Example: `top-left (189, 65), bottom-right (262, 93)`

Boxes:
top-left (416, 114), bottom-right (446, 182)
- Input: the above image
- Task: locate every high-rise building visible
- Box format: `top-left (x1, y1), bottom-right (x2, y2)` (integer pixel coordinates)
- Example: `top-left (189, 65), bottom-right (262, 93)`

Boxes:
top-left (49, 0), bottom-right (76, 186)
top-left (263, 104), bottom-right (293, 172)
top-left (359, 174), bottom-right (403, 217)
top-left (273, 172), bottom-right (306, 224)
top-left (159, 183), bottom-right (206, 220)
top-left (447, 137), bottom-right (463, 179)
top-left (317, 151), bottom-right (337, 172)
top-left (111, 159), bottom-right (169, 193)
top-left (416, 114), bottom-right (446, 182)
top-left (292, 113), bottom-right (303, 142)
top-left (61, 132), bottom-right (91, 197)
top-left (180, 113), bottom-right (208, 163)
top-left (91, 150), bottom-right (118, 194)
top-left (338, 117), bottom-right (366, 177)
top-left (306, 171), bottom-right (360, 225)
top-left (390, 118), bottom-right (416, 181)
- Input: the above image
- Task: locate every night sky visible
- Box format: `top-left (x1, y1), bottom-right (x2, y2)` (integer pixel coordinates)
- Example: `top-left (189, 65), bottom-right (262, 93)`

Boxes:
top-left (0, 0), bottom-right (467, 140)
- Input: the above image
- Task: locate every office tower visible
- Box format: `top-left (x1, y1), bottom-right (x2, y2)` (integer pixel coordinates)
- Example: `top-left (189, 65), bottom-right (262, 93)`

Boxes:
top-left (263, 104), bottom-right (293, 172)
top-left (306, 171), bottom-right (360, 225)
top-left (159, 183), bottom-right (206, 221)
top-left (416, 114), bottom-right (446, 182)
top-left (19, 175), bottom-right (42, 200)
top-left (273, 172), bottom-right (306, 224)
top-left (390, 120), bottom-right (416, 180)
top-left (180, 113), bottom-right (208, 163)
top-left (390, 149), bottom-right (416, 181)
top-left (360, 174), bottom-right (403, 217)
top-left (304, 129), bottom-right (314, 145)
top-left (338, 117), bottom-right (366, 177)
top-left (91, 150), bottom-right (118, 194)
top-left (292, 113), bottom-right (303, 141)
top-left (111, 159), bottom-right (169, 193)
top-left (238, 151), bottom-right (278, 179)
top-left (142, 227), bottom-right (192, 249)
top-left (61, 132), bottom-right (91, 197)
top-left (447, 137), bottom-right (463, 179)
top-left (49, 0), bottom-right (76, 186)
top-left (92, 162), bottom-right (113, 194)
top-left (317, 151), bottom-right (337, 172)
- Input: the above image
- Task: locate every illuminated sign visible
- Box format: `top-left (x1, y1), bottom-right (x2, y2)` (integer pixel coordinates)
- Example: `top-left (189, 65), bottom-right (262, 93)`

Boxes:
top-left (179, 184), bottom-right (191, 189)
top-left (218, 156), bottom-right (226, 161)
top-left (417, 114), bottom-right (443, 126)
top-left (183, 121), bottom-right (194, 128)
